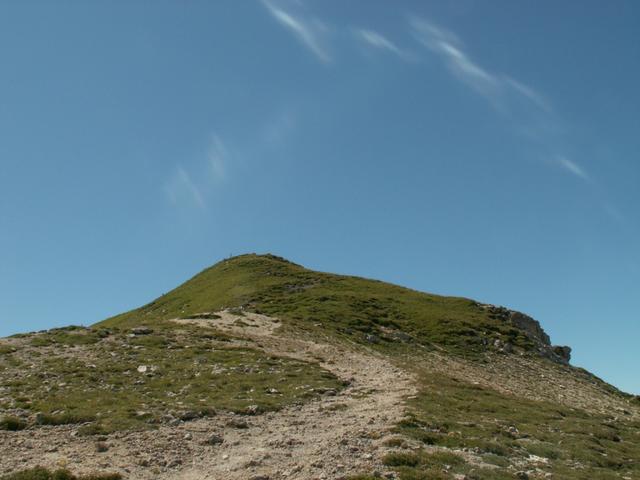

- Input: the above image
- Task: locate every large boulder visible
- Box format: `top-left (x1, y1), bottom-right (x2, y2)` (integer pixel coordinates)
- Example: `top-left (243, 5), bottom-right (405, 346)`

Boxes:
top-left (553, 345), bottom-right (572, 363)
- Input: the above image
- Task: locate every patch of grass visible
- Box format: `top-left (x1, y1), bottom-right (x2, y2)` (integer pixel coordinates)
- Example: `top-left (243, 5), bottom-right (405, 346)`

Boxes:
top-left (384, 451), bottom-right (465, 468)
top-left (323, 402), bottom-right (348, 412)
top-left (396, 372), bottom-right (640, 479)
top-left (0, 415), bottom-right (27, 431)
top-left (382, 451), bottom-right (467, 480)
top-left (181, 312), bottom-right (221, 320)
top-left (383, 437), bottom-right (407, 448)
top-left (30, 328), bottom-right (100, 348)
top-left (0, 345), bottom-right (17, 355)
top-left (0, 325), bottom-right (343, 433)
top-left (77, 424), bottom-right (109, 436)
top-left (525, 441), bottom-right (561, 460)
top-left (383, 452), bottom-right (421, 467)
top-left (0, 468), bottom-right (122, 480)
top-left (36, 412), bottom-right (96, 426)
top-left (481, 453), bottom-right (511, 467)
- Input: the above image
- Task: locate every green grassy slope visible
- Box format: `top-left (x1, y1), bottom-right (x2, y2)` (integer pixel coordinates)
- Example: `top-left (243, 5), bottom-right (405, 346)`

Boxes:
top-left (390, 372), bottom-right (640, 480)
top-left (0, 323), bottom-right (342, 433)
top-left (99, 254), bottom-right (538, 356)
top-left (96, 254), bottom-right (640, 478)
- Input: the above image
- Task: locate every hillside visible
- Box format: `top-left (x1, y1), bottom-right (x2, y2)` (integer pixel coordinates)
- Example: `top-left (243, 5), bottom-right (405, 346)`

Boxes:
top-left (1, 254), bottom-right (638, 480)
top-left (100, 254), bottom-right (571, 362)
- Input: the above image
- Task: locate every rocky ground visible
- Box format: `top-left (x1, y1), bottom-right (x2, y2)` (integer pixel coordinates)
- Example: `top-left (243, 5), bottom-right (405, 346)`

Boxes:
top-left (0, 312), bottom-right (416, 479)
top-left (2, 310), bottom-right (638, 480)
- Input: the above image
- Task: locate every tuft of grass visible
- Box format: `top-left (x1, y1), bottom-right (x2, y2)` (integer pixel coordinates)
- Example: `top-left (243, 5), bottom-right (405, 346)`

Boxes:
top-left (383, 452), bottom-right (421, 467)
top-left (181, 313), bottom-right (221, 320)
top-left (0, 345), bottom-right (17, 355)
top-left (0, 416), bottom-right (27, 431)
top-left (0, 468), bottom-right (122, 480)
top-left (382, 451), bottom-right (468, 480)
top-left (77, 424), bottom-right (109, 436)
top-left (36, 413), bottom-right (95, 426)
top-left (30, 328), bottom-right (100, 348)
top-left (383, 437), bottom-right (407, 448)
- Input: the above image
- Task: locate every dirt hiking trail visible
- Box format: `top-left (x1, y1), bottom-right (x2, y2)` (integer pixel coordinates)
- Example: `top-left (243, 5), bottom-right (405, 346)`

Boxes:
top-left (1, 311), bottom-right (417, 480)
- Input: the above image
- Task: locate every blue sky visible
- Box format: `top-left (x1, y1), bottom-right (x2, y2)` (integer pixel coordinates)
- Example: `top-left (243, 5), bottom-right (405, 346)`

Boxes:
top-left (1, 1), bottom-right (638, 394)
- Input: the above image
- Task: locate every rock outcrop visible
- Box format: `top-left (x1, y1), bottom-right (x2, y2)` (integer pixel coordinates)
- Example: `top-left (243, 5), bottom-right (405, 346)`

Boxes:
top-left (479, 304), bottom-right (572, 364)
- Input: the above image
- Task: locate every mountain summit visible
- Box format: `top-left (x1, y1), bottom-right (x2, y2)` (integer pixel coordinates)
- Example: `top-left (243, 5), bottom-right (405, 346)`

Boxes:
top-left (1, 254), bottom-right (638, 480)
top-left (102, 254), bottom-right (571, 363)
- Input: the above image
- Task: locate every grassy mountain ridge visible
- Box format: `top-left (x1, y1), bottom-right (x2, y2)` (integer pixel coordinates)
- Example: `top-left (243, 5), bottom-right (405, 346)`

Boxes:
top-left (99, 253), bottom-right (550, 359)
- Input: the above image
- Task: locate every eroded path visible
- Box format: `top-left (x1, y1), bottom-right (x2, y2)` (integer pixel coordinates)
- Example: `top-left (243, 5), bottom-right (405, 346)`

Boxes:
top-left (1, 311), bottom-right (416, 479)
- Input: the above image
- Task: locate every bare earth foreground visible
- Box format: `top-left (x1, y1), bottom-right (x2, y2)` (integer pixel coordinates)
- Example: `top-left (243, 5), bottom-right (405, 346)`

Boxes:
top-left (1, 311), bottom-right (417, 479)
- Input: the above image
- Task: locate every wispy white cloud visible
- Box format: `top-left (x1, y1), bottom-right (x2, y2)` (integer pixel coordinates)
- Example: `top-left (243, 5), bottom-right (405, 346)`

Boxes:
top-left (262, 109), bottom-right (297, 146)
top-left (603, 203), bottom-right (625, 224)
top-left (409, 16), bottom-right (548, 112)
top-left (410, 17), bottom-right (498, 99)
top-left (556, 156), bottom-right (591, 182)
top-left (504, 77), bottom-right (552, 113)
top-left (353, 28), bottom-right (411, 61)
top-left (408, 17), bottom-right (608, 192)
top-left (262, 0), bottom-right (331, 64)
top-left (165, 166), bottom-right (206, 209)
top-left (164, 133), bottom-right (232, 210)
top-left (208, 134), bottom-right (228, 182)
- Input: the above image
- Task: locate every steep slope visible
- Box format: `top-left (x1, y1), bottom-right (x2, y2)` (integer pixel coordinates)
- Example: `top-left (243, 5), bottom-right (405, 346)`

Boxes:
top-left (1, 254), bottom-right (638, 480)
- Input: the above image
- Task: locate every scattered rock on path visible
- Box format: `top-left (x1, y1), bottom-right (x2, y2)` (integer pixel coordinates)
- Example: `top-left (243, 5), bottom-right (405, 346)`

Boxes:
top-left (131, 327), bottom-right (153, 335)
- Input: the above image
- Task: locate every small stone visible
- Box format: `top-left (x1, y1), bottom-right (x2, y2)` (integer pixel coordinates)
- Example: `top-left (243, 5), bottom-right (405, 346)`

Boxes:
top-left (227, 419), bottom-right (249, 429)
top-left (131, 327), bottom-right (153, 335)
top-left (179, 411), bottom-right (200, 421)
top-left (95, 442), bottom-right (109, 453)
top-left (205, 434), bottom-right (224, 445)
top-left (244, 405), bottom-right (261, 415)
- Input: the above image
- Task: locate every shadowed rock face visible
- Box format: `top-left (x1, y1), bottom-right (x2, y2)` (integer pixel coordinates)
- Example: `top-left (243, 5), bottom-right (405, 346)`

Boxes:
top-left (480, 304), bottom-right (572, 364)
top-left (509, 311), bottom-right (551, 346)
top-left (553, 345), bottom-right (573, 363)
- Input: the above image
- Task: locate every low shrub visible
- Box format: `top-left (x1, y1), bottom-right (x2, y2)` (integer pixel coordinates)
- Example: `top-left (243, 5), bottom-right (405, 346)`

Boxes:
top-left (0, 468), bottom-right (122, 480)
top-left (383, 452), bottom-right (421, 467)
top-left (0, 416), bottom-right (27, 431)
top-left (36, 413), bottom-right (95, 426)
